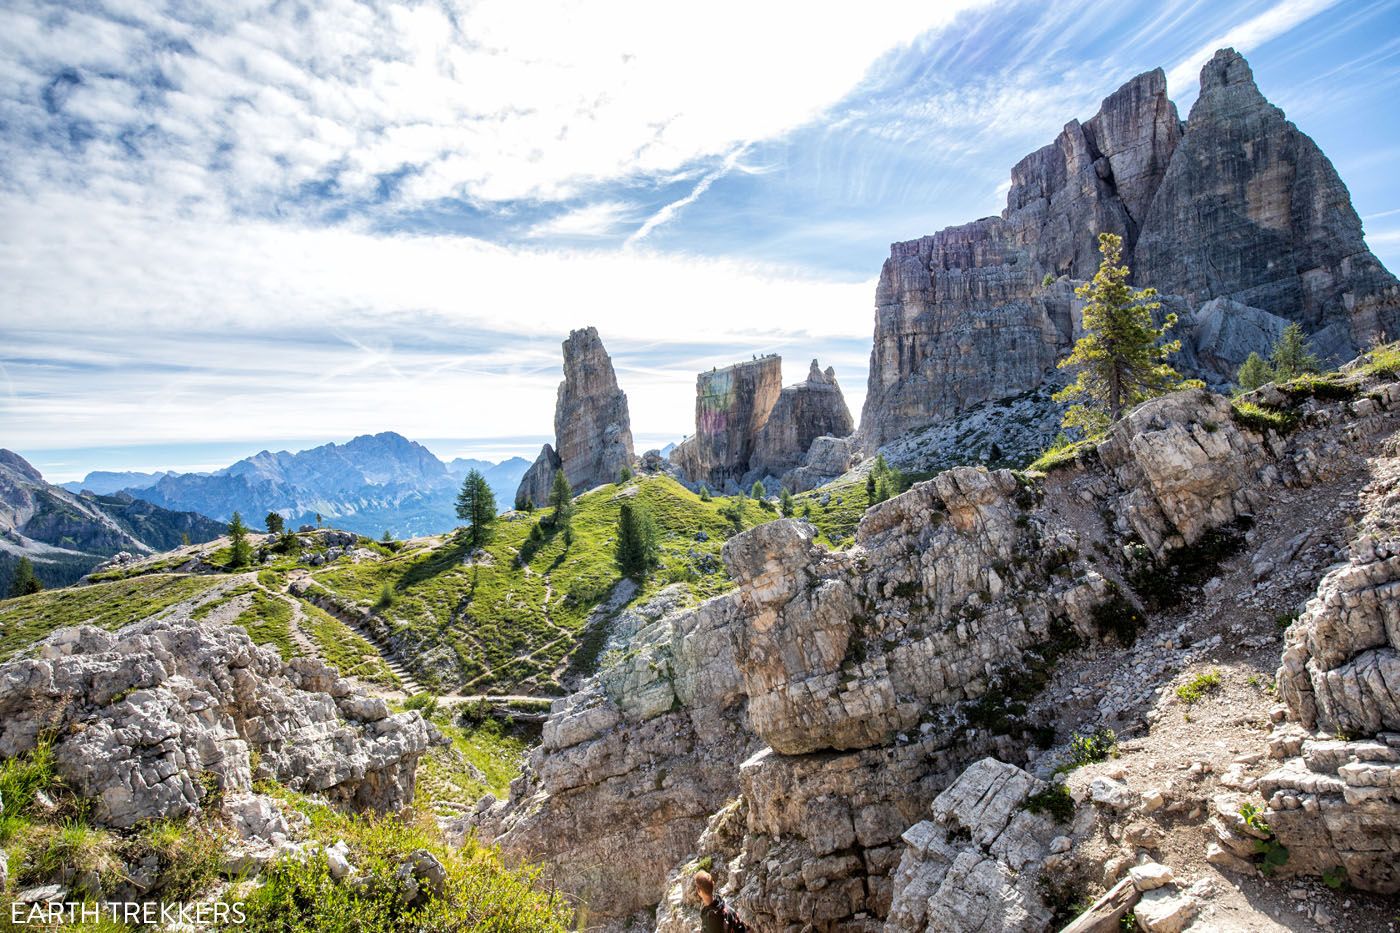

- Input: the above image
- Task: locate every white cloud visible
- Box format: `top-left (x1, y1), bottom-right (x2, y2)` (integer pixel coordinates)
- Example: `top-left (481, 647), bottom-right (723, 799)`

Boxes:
top-left (0, 0), bottom-right (1000, 215)
top-left (524, 201), bottom-right (638, 239)
top-left (0, 193), bottom-right (876, 455)
top-left (1166, 0), bottom-right (1342, 96)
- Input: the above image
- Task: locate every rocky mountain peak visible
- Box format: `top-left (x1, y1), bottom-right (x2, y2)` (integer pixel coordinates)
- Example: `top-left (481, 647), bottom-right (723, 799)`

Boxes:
top-left (516, 327), bottom-right (634, 507)
top-left (860, 48), bottom-right (1399, 451)
top-left (0, 448), bottom-right (44, 483)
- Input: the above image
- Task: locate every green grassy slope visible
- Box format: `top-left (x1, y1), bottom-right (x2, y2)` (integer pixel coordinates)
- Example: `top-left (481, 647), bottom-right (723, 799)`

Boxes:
top-left (0, 473), bottom-right (899, 695)
top-left (309, 475), bottom-right (773, 693)
top-left (0, 574), bottom-right (223, 662)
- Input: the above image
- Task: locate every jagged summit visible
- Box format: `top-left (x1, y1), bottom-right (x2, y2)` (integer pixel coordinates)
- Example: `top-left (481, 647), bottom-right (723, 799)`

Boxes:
top-left (672, 355), bottom-right (854, 491)
top-left (860, 48), bottom-right (1400, 449)
top-left (516, 327), bottom-right (634, 507)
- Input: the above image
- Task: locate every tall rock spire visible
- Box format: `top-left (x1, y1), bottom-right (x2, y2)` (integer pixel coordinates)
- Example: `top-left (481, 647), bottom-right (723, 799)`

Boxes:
top-left (514, 327), bottom-right (634, 508)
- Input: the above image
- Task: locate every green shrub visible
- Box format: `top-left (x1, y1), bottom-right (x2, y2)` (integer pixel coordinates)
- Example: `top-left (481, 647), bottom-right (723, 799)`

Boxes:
top-left (1175, 670), bottom-right (1222, 705)
top-left (403, 693), bottom-right (440, 716)
top-left (1278, 372), bottom-right (1358, 402)
top-left (376, 582), bottom-right (397, 609)
top-left (1028, 435), bottom-right (1097, 473)
top-left (1239, 802), bottom-right (1271, 835)
top-left (236, 810), bottom-right (570, 932)
top-left (1255, 838), bottom-right (1290, 876)
top-left (1066, 728), bottom-right (1117, 769)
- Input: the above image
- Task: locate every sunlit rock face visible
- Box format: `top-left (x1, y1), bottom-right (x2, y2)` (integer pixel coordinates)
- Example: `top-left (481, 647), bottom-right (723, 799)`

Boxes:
top-left (516, 327), bottom-right (634, 507)
top-left (860, 50), bottom-right (1399, 450)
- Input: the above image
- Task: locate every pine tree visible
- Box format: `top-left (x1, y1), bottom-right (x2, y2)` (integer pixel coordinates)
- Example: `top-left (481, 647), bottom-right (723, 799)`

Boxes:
top-left (750, 480), bottom-right (766, 500)
top-left (7, 557), bottom-right (42, 598)
top-left (615, 502), bottom-right (659, 577)
top-left (456, 469), bottom-right (498, 550)
top-left (228, 512), bottom-right (253, 568)
top-left (1054, 232), bottom-right (1186, 431)
top-left (265, 512), bottom-right (284, 534)
top-left (548, 469), bottom-right (574, 530)
top-left (698, 485), bottom-right (711, 502)
top-left (618, 465), bottom-right (633, 483)
top-left (1236, 352), bottom-right (1273, 391)
top-left (1270, 323), bottom-right (1321, 381)
top-left (866, 473), bottom-right (879, 505)
top-left (779, 486), bottom-right (795, 517)
top-left (381, 529), bottom-right (393, 543)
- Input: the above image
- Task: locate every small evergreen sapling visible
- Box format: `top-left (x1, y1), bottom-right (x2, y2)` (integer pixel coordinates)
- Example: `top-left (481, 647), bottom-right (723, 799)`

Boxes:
top-left (227, 512), bottom-right (253, 568)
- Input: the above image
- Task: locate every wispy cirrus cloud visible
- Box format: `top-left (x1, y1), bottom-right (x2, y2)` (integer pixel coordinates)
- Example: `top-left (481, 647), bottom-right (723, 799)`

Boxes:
top-left (1166, 0), bottom-right (1344, 94)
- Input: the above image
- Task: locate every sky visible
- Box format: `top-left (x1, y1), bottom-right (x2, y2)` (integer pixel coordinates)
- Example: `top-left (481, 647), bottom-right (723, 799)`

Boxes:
top-left (2, 0), bottom-right (1398, 482)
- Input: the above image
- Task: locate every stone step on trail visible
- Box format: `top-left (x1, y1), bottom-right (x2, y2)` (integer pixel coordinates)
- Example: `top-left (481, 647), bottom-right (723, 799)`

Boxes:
top-left (285, 573), bottom-right (425, 697)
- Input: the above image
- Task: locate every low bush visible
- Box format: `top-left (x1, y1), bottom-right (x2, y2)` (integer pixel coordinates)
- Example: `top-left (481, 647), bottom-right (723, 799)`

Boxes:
top-left (1175, 670), bottom-right (1222, 705)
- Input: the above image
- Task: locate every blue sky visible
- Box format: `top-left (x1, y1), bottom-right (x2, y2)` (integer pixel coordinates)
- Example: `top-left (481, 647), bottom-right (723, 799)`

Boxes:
top-left (2, 0), bottom-right (1398, 482)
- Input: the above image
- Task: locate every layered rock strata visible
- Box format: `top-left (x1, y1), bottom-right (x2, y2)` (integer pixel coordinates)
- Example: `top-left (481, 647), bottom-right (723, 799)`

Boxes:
top-left (470, 379), bottom-right (1331, 926)
top-left (517, 327), bottom-right (634, 507)
top-left (860, 49), bottom-right (1400, 449)
top-left (673, 356), bottom-right (855, 491)
top-left (1255, 391), bottom-right (1400, 893)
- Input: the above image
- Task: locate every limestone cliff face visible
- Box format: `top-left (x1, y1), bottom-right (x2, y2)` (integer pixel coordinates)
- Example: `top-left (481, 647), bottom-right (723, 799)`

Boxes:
top-left (516, 328), bottom-right (634, 507)
top-left (1136, 50), bottom-right (1400, 347)
top-left (674, 356), bottom-right (854, 491)
top-left (673, 356), bottom-right (783, 490)
top-left (860, 50), bottom-right (1399, 449)
top-left (750, 360), bottom-right (855, 481)
top-left (471, 363), bottom-right (1400, 926)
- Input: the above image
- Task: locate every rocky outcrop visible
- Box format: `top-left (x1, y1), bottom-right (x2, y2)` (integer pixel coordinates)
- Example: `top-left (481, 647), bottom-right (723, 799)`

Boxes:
top-left (1189, 298), bottom-right (1289, 384)
top-left (750, 360), bottom-right (855, 482)
top-left (1256, 400), bottom-right (1400, 892)
top-left (469, 351), bottom-right (1400, 926)
top-left (515, 443), bottom-right (561, 509)
top-left (672, 356), bottom-right (783, 490)
top-left (1136, 50), bottom-right (1400, 349)
top-left (886, 758), bottom-right (1061, 932)
top-left (860, 50), bottom-right (1399, 450)
top-left (516, 328), bottom-right (634, 508)
top-left (673, 356), bottom-right (854, 491)
top-left (0, 617), bottom-right (437, 829)
top-left (781, 434), bottom-right (859, 493)
top-left (472, 381), bottom-right (1324, 925)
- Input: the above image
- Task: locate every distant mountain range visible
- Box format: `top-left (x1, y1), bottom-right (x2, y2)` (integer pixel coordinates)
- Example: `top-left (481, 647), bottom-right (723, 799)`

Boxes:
top-left (0, 449), bottom-right (226, 592)
top-left (62, 433), bottom-right (531, 539)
